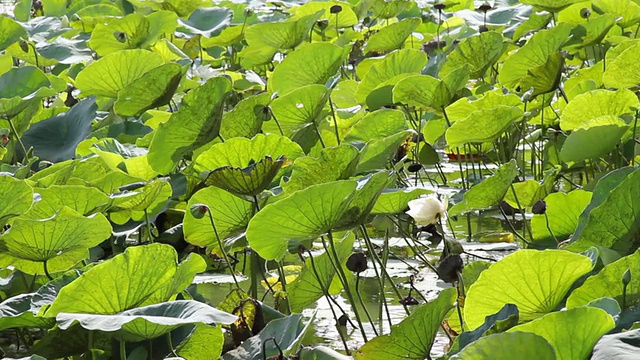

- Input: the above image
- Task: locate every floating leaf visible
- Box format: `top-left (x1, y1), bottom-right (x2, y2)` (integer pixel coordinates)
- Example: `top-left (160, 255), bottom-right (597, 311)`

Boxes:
top-left (464, 249), bottom-right (593, 329)
top-left (449, 160), bottom-right (518, 216)
top-left (148, 77), bottom-right (232, 174)
top-left (354, 287), bottom-right (457, 360)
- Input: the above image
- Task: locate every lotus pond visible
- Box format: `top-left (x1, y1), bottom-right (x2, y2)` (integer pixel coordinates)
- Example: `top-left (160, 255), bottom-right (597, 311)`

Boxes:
top-left (3, 0), bottom-right (640, 359)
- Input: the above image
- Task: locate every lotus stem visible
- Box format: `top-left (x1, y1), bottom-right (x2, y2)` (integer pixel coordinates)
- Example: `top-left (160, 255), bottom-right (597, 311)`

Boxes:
top-left (43, 260), bottom-right (53, 281)
top-left (206, 209), bottom-right (240, 290)
top-left (7, 117), bottom-right (28, 163)
top-left (544, 212), bottom-right (559, 244)
top-left (328, 98), bottom-right (341, 145)
top-left (456, 271), bottom-right (465, 332)
top-left (355, 272), bottom-right (379, 336)
top-left (120, 340), bottom-right (126, 360)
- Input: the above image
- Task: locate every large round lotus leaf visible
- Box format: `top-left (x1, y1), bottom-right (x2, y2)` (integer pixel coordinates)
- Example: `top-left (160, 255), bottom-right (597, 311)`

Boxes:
top-left (25, 185), bottom-right (111, 219)
top-left (193, 133), bottom-right (304, 175)
top-left (356, 49), bottom-right (427, 105)
top-left (204, 155), bottom-right (286, 197)
top-left (20, 97), bottom-right (98, 163)
top-left (184, 186), bottom-right (254, 248)
top-left (567, 251), bottom-right (640, 310)
top-left (355, 130), bottom-right (413, 174)
top-left (441, 32), bottom-right (503, 78)
top-left (287, 234), bottom-right (355, 312)
top-left (371, 188), bottom-right (432, 215)
top-left (282, 144), bottom-right (359, 193)
top-left (531, 190), bottom-right (592, 245)
top-left (518, 51), bottom-right (564, 97)
top-left (246, 180), bottom-right (357, 260)
top-left (269, 43), bottom-right (345, 96)
top-left (113, 62), bottom-right (183, 117)
top-left (0, 293), bottom-right (55, 332)
top-left (0, 207), bottom-right (112, 274)
top-left (148, 77), bottom-right (232, 174)
top-left (344, 109), bottom-right (408, 142)
top-left (0, 175), bottom-right (33, 226)
top-left (591, 328), bottom-right (640, 360)
top-left (267, 84), bottom-right (330, 136)
top-left (220, 92), bottom-right (271, 139)
top-left (507, 307), bottom-right (614, 360)
top-left (88, 11), bottom-right (178, 56)
top-left (364, 18), bottom-right (420, 54)
top-left (56, 300), bottom-right (236, 341)
top-left (75, 49), bottom-right (164, 98)
top-left (464, 249), bottom-right (593, 329)
top-left (177, 7), bottom-right (232, 37)
top-left (333, 171), bottom-right (392, 230)
top-left (449, 332), bottom-right (556, 360)
top-left (566, 14), bottom-right (616, 48)
top-left (445, 91), bottom-right (522, 123)
top-left (449, 160), bottom-right (518, 216)
top-left (560, 115), bottom-right (628, 163)
top-left (108, 179), bottom-right (172, 224)
top-left (499, 23), bottom-right (572, 90)
top-left (603, 41), bottom-right (640, 88)
top-left (37, 37), bottom-right (94, 64)
top-left (46, 244), bottom-right (206, 316)
top-left (393, 75), bottom-right (450, 110)
top-left (0, 66), bottom-right (56, 117)
top-left (354, 287), bottom-right (456, 360)
top-left (560, 89), bottom-right (638, 131)
top-left (290, 1), bottom-right (358, 29)
top-left (593, 0), bottom-right (640, 28)
top-left (566, 167), bottom-right (640, 253)
top-left (245, 12), bottom-right (322, 50)
top-left (446, 106), bottom-right (523, 147)
top-left (0, 16), bottom-right (28, 52)
top-left (175, 324), bottom-right (224, 360)
top-left (520, 0), bottom-right (583, 11)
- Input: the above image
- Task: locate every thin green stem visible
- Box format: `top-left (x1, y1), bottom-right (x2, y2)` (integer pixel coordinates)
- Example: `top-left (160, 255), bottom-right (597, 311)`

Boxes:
top-left (329, 98), bottom-right (341, 145)
top-left (8, 117), bottom-right (27, 162)
top-left (120, 340), bottom-right (126, 360)
top-left (355, 273), bottom-right (379, 336)
top-left (206, 210), bottom-right (240, 290)
top-left (43, 260), bottom-right (53, 281)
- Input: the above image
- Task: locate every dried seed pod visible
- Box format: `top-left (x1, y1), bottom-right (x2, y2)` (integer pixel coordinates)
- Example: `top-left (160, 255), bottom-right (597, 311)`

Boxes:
top-left (532, 200), bottom-right (547, 215)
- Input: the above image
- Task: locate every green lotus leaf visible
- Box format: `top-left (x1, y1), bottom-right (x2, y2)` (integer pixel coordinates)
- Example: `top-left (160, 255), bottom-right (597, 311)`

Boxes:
top-left (46, 244), bottom-right (205, 316)
top-left (25, 185), bottom-right (111, 219)
top-left (200, 25), bottom-right (244, 48)
top-left (560, 115), bottom-right (628, 163)
top-left (223, 314), bottom-right (313, 360)
top-left (56, 300), bottom-right (236, 341)
top-left (148, 77), bottom-right (232, 174)
top-left (603, 41), bottom-right (640, 88)
top-left (449, 160), bottom-right (518, 216)
top-left (368, 0), bottom-right (412, 19)
top-left (364, 18), bottom-right (420, 54)
top-left (220, 92), bottom-right (271, 139)
top-left (591, 328), bottom-right (640, 360)
top-left (499, 23), bottom-right (573, 90)
top-left (75, 49), bottom-right (164, 98)
top-left (445, 91), bottom-right (522, 123)
top-left (356, 49), bottom-right (427, 105)
top-left (246, 180), bottom-right (357, 260)
top-left (0, 66), bottom-right (57, 117)
top-left (288, 233), bottom-right (355, 312)
top-left (269, 43), bottom-right (345, 96)
top-left (344, 109), bottom-right (408, 143)
top-left (449, 332), bottom-right (556, 360)
top-left (507, 307), bottom-right (614, 360)
top-left (289, 2), bottom-right (358, 29)
top-left (0, 293), bottom-right (55, 332)
top-left (567, 14), bottom-right (616, 48)
top-left (20, 98), bottom-right (97, 163)
top-left (0, 16), bottom-right (29, 52)
top-left (108, 178), bottom-right (171, 224)
top-left (371, 188), bottom-right (432, 215)
top-left (204, 155), bottom-right (286, 197)
top-left (113, 63), bottom-right (183, 117)
top-left (68, 4), bottom-right (125, 32)
top-left (503, 177), bottom-right (553, 208)
top-left (0, 175), bottom-right (33, 226)
top-left (299, 346), bottom-right (352, 360)
top-left (519, 51), bottom-right (564, 97)
top-left (356, 130), bottom-right (412, 174)
top-left (567, 251), bottom-right (640, 310)
top-left (283, 144), bottom-right (360, 193)
top-left (448, 304), bottom-right (519, 356)
top-left (354, 287), bottom-right (456, 360)
top-left (37, 37), bottom-right (94, 64)
top-left (520, 0), bottom-right (583, 11)
top-left (333, 171), bottom-right (392, 230)
top-left (28, 157), bottom-right (113, 188)
top-left (245, 11), bottom-right (322, 50)
top-left (446, 106), bottom-right (523, 147)
top-left (267, 84), bottom-right (330, 136)
top-left (560, 89), bottom-right (638, 131)
top-left (513, 13), bottom-right (552, 41)
top-left (592, 0), bottom-right (640, 28)
top-left (193, 133), bottom-right (304, 178)
top-left (441, 32), bottom-right (503, 78)
top-left (88, 11), bottom-right (178, 56)
top-left (464, 249), bottom-right (593, 329)
top-left (176, 324), bottom-right (224, 360)
top-left (183, 186), bottom-right (253, 248)
top-left (239, 44), bottom-right (278, 68)
top-left (0, 207), bottom-right (112, 274)
top-left (177, 7), bottom-right (232, 37)
top-left (392, 75), bottom-right (448, 110)
top-left (531, 190), bottom-right (592, 246)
